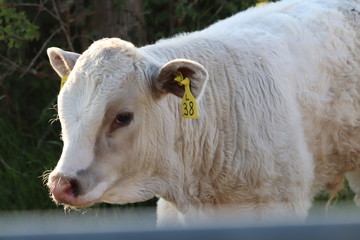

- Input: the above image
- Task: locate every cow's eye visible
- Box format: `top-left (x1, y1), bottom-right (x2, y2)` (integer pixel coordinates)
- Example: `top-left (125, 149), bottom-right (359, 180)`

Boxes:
top-left (110, 112), bottom-right (133, 132)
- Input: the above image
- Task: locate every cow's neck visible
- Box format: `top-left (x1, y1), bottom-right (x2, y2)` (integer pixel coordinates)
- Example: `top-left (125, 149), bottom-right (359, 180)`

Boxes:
top-left (143, 38), bottom-right (246, 211)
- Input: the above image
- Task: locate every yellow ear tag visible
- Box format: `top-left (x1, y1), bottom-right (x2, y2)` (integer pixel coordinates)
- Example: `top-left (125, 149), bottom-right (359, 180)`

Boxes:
top-left (256, 0), bottom-right (269, 6)
top-left (60, 74), bottom-right (69, 90)
top-left (174, 73), bottom-right (199, 119)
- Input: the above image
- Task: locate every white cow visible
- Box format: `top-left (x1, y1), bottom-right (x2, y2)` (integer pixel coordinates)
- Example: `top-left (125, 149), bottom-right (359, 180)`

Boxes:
top-left (46, 0), bottom-right (360, 226)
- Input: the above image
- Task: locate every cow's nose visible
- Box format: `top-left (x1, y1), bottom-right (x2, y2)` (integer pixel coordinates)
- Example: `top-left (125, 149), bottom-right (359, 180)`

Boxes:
top-left (48, 174), bottom-right (80, 205)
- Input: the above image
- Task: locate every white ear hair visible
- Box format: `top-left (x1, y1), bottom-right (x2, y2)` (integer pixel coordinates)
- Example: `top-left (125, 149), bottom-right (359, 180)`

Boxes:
top-left (47, 47), bottom-right (81, 77)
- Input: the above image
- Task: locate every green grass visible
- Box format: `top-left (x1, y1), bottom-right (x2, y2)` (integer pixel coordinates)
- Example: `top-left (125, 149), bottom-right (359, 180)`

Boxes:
top-left (0, 109), bottom-right (61, 210)
top-left (0, 72), bottom-right (65, 210)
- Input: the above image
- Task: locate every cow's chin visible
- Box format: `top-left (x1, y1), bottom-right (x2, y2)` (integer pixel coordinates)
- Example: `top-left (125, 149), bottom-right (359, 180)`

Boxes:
top-left (61, 200), bottom-right (96, 210)
top-left (52, 193), bottom-right (98, 209)
top-left (56, 192), bottom-right (155, 209)
top-left (53, 186), bottom-right (155, 209)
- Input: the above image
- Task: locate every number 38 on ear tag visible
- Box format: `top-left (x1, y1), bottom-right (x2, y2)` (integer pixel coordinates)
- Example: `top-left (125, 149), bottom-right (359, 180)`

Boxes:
top-left (174, 73), bottom-right (199, 119)
top-left (181, 84), bottom-right (198, 119)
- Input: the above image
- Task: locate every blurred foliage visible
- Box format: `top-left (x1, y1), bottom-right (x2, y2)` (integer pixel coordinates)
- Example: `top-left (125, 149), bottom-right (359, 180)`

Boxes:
top-left (142, 0), bottom-right (257, 41)
top-left (0, 0), bottom-right (352, 213)
top-left (0, 0), bottom-right (39, 48)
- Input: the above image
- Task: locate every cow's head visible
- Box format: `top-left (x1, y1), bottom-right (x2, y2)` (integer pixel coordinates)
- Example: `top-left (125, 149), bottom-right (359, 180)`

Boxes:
top-left (46, 38), bottom-right (208, 208)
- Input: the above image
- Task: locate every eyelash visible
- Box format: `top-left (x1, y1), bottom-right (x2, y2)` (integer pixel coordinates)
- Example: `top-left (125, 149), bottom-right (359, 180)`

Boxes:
top-left (109, 112), bottom-right (133, 132)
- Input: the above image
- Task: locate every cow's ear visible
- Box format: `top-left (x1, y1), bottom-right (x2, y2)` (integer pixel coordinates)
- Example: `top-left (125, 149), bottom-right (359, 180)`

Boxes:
top-left (47, 47), bottom-right (81, 77)
top-left (155, 59), bottom-right (208, 99)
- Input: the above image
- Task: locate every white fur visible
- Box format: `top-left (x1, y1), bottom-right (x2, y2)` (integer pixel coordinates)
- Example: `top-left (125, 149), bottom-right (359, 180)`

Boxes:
top-left (47, 0), bottom-right (360, 227)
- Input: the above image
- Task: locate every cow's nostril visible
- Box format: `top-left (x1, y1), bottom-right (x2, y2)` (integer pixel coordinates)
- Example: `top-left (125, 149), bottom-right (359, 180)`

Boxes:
top-left (49, 174), bottom-right (82, 205)
top-left (69, 179), bottom-right (80, 197)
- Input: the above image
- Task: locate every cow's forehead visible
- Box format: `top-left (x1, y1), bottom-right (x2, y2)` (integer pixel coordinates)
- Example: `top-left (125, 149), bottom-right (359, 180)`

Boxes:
top-left (58, 39), bottom-right (140, 139)
top-left (77, 38), bottom-right (138, 82)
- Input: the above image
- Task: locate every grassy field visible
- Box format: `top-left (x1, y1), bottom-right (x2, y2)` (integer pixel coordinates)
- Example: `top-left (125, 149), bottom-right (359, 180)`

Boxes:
top-left (0, 77), bottom-right (61, 210)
